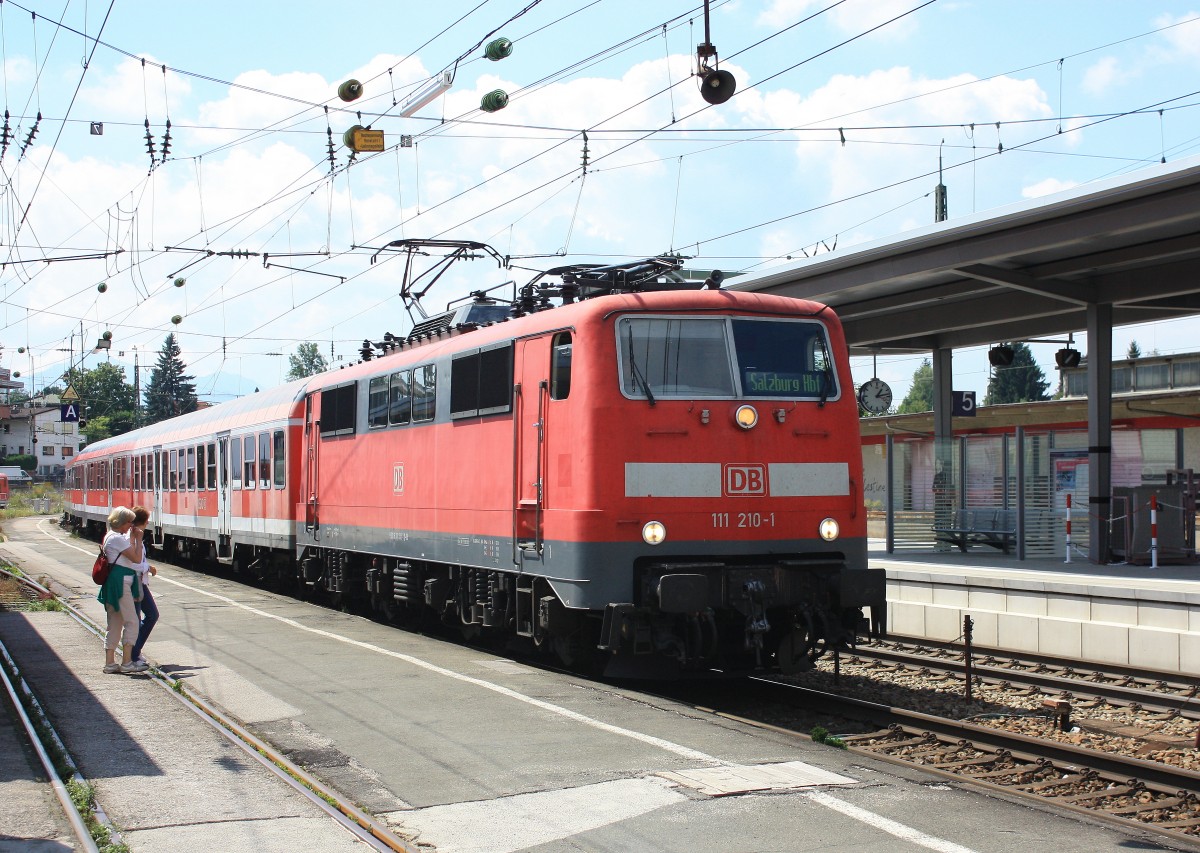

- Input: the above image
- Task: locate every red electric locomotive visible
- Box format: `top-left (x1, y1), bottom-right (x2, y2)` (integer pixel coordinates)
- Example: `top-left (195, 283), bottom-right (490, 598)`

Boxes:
top-left (64, 251), bottom-right (885, 677)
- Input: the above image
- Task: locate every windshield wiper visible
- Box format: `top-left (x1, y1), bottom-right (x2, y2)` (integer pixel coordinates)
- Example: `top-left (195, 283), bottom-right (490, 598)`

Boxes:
top-left (627, 328), bottom-right (656, 407)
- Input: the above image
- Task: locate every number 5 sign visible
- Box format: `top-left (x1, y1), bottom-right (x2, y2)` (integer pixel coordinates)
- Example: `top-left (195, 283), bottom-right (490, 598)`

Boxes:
top-left (952, 390), bottom-right (977, 417)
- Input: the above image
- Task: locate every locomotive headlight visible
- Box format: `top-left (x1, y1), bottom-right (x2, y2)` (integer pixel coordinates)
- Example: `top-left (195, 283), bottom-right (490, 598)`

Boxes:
top-left (818, 517), bottom-right (840, 541)
top-left (734, 405), bottom-right (758, 429)
top-left (642, 521), bottom-right (667, 545)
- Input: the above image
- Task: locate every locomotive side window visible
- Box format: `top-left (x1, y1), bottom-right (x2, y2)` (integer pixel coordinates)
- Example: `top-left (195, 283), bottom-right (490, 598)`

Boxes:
top-left (258, 432), bottom-right (271, 489)
top-left (450, 343), bottom-right (512, 419)
top-left (231, 438), bottom-right (242, 490)
top-left (243, 435), bottom-right (256, 489)
top-left (319, 383), bottom-right (357, 437)
top-left (368, 376), bottom-right (389, 429)
top-left (412, 364), bottom-right (436, 422)
top-left (550, 333), bottom-right (572, 400)
top-left (207, 443), bottom-right (217, 489)
top-left (389, 371), bottom-right (411, 425)
top-left (619, 318), bottom-right (735, 399)
top-left (730, 319), bottom-right (838, 400)
top-left (273, 431), bottom-right (285, 488)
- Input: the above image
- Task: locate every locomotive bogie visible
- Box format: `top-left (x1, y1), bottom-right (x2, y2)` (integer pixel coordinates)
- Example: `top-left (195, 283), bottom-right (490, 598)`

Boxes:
top-left (62, 289), bottom-right (885, 677)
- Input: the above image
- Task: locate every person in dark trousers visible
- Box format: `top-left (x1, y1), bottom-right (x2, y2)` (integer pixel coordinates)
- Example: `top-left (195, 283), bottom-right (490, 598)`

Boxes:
top-left (99, 507), bottom-right (148, 674)
top-left (129, 506), bottom-right (159, 667)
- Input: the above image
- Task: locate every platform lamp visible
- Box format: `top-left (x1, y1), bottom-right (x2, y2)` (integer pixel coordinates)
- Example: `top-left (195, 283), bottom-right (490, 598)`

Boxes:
top-left (987, 345), bottom-right (1015, 367)
top-left (1055, 347), bottom-right (1082, 369)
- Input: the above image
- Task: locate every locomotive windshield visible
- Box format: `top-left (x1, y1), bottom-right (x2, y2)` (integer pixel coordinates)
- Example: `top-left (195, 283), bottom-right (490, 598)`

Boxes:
top-left (618, 316), bottom-right (837, 401)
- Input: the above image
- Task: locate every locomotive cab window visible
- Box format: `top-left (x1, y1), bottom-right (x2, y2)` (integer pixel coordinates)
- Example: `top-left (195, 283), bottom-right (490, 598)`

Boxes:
top-left (617, 316), bottom-right (838, 401)
top-left (389, 371), bottom-right (411, 425)
top-left (550, 332), bottom-right (572, 400)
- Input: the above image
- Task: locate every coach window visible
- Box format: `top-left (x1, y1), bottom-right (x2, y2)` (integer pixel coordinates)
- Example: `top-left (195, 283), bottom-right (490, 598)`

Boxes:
top-left (551, 332), bottom-right (572, 400)
top-left (169, 450), bottom-right (179, 491)
top-left (258, 432), bottom-right (271, 489)
top-left (243, 435), bottom-right (256, 489)
top-left (412, 364), bottom-right (436, 422)
top-left (196, 445), bottom-right (206, 491)
top-left (389, 370), bottom-right (411, 425)
top-left (148, 454), bottom-right (155, 491)
top-left (187, 447), bottom-right (197, 491)
top-left (231, 437), bottom-right (242, 490)
top-left (207, 443), bottom-right (217, 489)
top-left (368, 375), bottom-right (389, 429)
top-left (273, 431), bottom-right (285, 488)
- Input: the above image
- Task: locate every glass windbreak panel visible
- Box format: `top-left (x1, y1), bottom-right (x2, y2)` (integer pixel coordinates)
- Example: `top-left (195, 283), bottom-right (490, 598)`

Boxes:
top-left (1112, 366), bottom-right (1131, 393)
top-left (731, 319), bottom-right (836, 399)
top-left (368, 375), bottom-right (390, 428)
top-left (1141, 429), bottom-right (1178, 483)
top-left (619, 318), bottom-right (734, 398)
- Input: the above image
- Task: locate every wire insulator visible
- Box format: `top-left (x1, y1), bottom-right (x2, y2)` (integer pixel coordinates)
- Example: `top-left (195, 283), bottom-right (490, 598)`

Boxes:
top-left (19, 112), bottom-right (41, 160)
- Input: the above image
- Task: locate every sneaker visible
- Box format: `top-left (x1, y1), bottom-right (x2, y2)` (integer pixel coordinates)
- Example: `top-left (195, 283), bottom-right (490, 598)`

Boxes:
top-left (133, 657), bottom-right (148, 667)
top-left (103, 663), bottom-right (121, 674)
top-left (120, 661), bottom-right (149, 674)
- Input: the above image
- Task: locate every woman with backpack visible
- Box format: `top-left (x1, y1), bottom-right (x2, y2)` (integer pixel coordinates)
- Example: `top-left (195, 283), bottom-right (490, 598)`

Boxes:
top-left (98, 507), bottom-right (149, 674)
top-left (128, 506), bottom-right (158, 667)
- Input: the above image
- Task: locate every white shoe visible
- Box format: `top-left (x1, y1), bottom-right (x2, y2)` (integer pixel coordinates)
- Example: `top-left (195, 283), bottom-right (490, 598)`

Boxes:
top-left (120, 660), bottom-right (149, 674)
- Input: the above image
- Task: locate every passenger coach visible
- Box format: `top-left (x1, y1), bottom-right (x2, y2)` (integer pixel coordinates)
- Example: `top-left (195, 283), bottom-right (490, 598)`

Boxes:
top-left (65, 261), bottom-right (885, 677)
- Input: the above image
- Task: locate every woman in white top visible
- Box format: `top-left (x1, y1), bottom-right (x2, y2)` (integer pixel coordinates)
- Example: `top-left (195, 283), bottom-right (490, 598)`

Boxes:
top-left (98, 507), bottom-right (149, 674)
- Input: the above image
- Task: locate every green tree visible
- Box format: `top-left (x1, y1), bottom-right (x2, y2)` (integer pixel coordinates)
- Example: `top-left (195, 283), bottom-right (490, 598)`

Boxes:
top-left (63, 362), bottom-right (138, 440)
top-left (1127, 340), bottom-right (1142, 359)
top-left (984, 341), bottom-right (1050, 405)
top-left (286, 342), bottom-right (329, 381)
top-left (897, 359), bottom-right (934, 414)
top-left (143, 333), bottom-right (198, 424)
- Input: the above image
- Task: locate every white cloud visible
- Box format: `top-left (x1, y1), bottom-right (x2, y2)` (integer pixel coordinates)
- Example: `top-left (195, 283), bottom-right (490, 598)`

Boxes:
top-left (1081, 56), bottom-right (1124, 96)
top-left (1153, 12), bottom-right (1200, 63)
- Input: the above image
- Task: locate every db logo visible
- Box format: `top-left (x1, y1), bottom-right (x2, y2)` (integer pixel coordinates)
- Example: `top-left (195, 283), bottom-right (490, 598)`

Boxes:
top-left (723, 464), bottom-right (766, 496)
top-left (393, 464), bottom-right (405, 495)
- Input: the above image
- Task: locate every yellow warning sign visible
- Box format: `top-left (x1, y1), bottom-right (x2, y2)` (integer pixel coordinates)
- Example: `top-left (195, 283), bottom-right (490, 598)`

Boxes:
top-left (62, 386), bottom-right (79, 402)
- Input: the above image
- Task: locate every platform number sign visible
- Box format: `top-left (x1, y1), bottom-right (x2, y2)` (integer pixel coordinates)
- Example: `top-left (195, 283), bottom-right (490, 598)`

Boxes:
top-left (61, 403), bottom-right (80, 422)
top-left (952, 390), bottom-right (977, 417)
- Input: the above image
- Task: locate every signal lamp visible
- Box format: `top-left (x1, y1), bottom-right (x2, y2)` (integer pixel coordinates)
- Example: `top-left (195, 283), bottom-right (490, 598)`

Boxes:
top-left (734, 405), bottom-right (758, 429)
top-left (819, 517), bottom-right (840, 542)
top-left (988, 345), bottom-right (1015, 367)
top-left (1055, 348), bottom-right (1082, 369)
top-left (642, 521), bottom-right (666, 546)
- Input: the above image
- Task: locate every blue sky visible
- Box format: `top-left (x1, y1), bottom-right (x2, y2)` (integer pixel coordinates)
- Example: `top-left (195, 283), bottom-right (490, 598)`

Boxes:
top-left (1, 0), bottom-right (1199, 403)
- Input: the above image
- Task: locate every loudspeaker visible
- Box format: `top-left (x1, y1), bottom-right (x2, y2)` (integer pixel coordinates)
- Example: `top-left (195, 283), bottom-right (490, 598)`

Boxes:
top-left (988, 345), bottom-right (1015, 367)
top-left (699, 69), bottom-right (736, 105)
top-left (1055, 348), bottom-right (1082, 369)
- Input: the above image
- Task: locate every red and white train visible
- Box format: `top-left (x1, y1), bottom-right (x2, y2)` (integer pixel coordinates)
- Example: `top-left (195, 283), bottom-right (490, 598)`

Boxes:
top-left (64, 254), bottom-right (885, 677)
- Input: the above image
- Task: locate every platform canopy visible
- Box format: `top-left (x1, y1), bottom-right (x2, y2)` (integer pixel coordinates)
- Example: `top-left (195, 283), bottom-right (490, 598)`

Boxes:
top-left (728, 157), bottom-right (1200, 354)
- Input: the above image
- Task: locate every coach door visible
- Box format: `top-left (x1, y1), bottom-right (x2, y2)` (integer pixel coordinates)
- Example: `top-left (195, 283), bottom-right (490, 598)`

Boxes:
top-left (302, 392), bottom-right (320, 538)
top-left (216, 433), bottom-right (232, 556)
top-left (513, 335), bottom-right (554, 564)
top-left (152, 447), bottom-right (163, 540)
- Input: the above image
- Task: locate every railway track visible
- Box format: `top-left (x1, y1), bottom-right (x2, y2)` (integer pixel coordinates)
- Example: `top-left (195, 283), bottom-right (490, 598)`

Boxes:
top-left (661, 671), bottom-right (1200, 849)
top-left (0, 566), bottom-right (416, 852)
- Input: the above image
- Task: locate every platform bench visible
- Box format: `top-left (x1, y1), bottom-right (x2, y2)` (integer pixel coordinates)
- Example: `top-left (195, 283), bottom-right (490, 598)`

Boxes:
top-left (932, 508), bottom-right (1018, 553)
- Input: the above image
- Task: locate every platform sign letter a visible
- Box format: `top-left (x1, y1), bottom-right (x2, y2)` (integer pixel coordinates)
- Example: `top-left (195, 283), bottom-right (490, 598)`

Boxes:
top-left (61, 403), bottom-right (79, 422)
